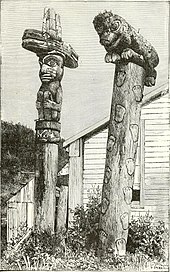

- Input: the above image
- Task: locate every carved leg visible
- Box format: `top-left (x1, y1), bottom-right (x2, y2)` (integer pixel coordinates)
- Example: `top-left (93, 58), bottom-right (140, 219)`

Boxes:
top-left (121, 49), bottom-right (157, 87)
top-left (105, 52), bottom-right (121, 63)
top-left (144, 68), bottom-right (157, 87)
top-left (121, 48), bottom-right (141, 60)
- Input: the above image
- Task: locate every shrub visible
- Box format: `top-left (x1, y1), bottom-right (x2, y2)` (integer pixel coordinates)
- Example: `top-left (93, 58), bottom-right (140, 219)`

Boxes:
top-left (1, 220), bottom-right (7, 254)
top-left (67, 187), bottom-right (101, 252)
top-left (2, 189), bottom-right (168, 270)
top-left (127, 213), bottom-right (168, 260)
top-left (3, 228), bottom-right (66, 270)
top-left (67, 189), bottom-right (168, 262)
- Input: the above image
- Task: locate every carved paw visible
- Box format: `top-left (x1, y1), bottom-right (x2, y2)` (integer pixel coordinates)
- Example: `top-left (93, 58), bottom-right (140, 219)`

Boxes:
top-left (121, 48), bottom-right (139, 60)
top-left (145, 76), bottom-right (155, 87)
top-left (105, 53), bottom-right (120, 63)
top-left (44, 100), bottom-right (56, 109)
top-left (123, 187), bottom-right (132, 205)
top-left (126, 158), bottom-right (135, 176)
top-left (120, 212), bottom-right (129, 230)
top-left (115, 238), bottom-right (126, 256)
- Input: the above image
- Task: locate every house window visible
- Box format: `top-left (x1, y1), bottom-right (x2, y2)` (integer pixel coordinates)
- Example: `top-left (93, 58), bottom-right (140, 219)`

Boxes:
top-left (132, 189), bottom-right (140, 202)
top-left (132, 159), bottom-right (141, 207)
top-left (131, 120), bottom-right (145, 208)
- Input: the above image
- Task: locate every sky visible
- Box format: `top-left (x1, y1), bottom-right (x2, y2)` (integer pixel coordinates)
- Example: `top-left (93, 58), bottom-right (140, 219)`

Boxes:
top-left (1, 1), bottom-right (169, 140)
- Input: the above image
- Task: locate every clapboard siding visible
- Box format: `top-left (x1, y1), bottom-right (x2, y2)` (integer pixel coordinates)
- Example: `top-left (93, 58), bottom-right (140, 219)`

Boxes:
top-left (145, 119), bottom-right (169, 125)
top-left (7, 179), bottom-right (34, 241)
top-left (83, 127), bottom-right (141, 204)
top-left (68, 139), bottom-right (83, 222)
top-left (83, 93), bottom-right (169, 225)
top-left (141, 93), bottom-right (169, 224)
top-left (83, 131), bottom-right (107, 204)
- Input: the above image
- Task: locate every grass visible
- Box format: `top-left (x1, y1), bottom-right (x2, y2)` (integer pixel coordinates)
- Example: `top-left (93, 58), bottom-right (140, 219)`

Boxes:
top-left (1, 246), bottom-right (168, 271)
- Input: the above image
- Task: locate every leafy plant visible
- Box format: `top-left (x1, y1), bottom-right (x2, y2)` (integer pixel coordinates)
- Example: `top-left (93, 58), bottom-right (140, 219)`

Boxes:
top-left (2, 188), bottom-right (168, 270)
top-left (3, 228), bottom-right (66, 270)
top-left (127, 213), bottom-right (168, 260)
top-left (67, 187), bottom-right (101, 252)
top-left (67, 189), bottom-right (168, 262)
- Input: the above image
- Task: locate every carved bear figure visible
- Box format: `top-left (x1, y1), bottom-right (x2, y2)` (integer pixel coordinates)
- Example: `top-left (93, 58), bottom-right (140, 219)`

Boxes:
top-left (93, 11), bottom-right (159, 86)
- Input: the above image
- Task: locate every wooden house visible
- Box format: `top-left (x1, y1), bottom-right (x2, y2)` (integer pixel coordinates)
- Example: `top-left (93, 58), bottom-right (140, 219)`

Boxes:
top-left (7, 168), bottom-right (68, 242)
top-left (7, 179), bottom-right (34, 242)
top-left (64, 83), bottom-right (169, 226)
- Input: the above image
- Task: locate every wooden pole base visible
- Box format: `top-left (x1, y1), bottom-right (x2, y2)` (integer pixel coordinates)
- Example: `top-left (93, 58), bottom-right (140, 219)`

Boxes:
top-left (56, 185), bottom-right (68, 232)
top-left (34, 142), bottom-right (58, 231)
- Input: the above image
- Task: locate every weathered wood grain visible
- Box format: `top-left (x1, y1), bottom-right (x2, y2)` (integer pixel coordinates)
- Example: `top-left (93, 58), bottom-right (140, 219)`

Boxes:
top-left (56, 185), bottom-right (68, 232)
top-left (98, 62), bottom-right (145, 255)
top-left (34, 143), bottom-right (58, 231)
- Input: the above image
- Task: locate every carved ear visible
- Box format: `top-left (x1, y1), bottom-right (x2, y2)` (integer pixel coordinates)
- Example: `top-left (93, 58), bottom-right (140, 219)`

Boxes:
top-left (121, 22), bottom-right (128, 33)
top-left (120, 23), bottom-right (131, 45)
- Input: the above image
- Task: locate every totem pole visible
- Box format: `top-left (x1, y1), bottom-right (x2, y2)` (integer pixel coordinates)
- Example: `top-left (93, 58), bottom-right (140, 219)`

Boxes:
top-left (22, 8), bottom-right (78, 231)
top-left (93, 11), bottom-right (159, 255)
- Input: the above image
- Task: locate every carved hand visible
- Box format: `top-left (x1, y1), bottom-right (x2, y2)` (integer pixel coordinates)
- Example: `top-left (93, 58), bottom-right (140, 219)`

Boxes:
top-left (44, 100), bottom-right (61, 111)
top-left (105, 52), bottom-right (121, 63)
top-left (121, 48), bottom-right (141, 60)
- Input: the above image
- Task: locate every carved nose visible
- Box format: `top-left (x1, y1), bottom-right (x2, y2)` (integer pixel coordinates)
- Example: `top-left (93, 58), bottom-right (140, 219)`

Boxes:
top-left (41, 64), bottom-right (51, 74)
top-left (100, 38), bottom-right (106, 45)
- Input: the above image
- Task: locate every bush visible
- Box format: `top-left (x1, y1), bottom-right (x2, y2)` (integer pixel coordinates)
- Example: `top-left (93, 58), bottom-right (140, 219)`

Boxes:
top-left (1, 221), bottom-right (7, 254)
top-left (2, 189), bottom-right (168, 270)
top-left (67, 189), bottom-right (168, 262)
top-left (67, 187), bottom-right (101, 252)
top-left (127, 213), bottom-right (168, 260)
top-left (3, 228), bottom-right (66, 270)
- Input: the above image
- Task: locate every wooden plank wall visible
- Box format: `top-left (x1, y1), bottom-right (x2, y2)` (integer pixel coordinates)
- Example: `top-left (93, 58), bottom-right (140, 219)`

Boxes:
top-left (83, 130), bottom-right (107, 204)
top-left (68, 138), bottom-right (83, 222)
top-left (140, 93), bottom-right (169, 225)
top-left (83, 129), bottom-right (140, 205)
top-left (83, 93), bottom-right (169, 226)
top-left (7, 179), bottom-right (34, 242)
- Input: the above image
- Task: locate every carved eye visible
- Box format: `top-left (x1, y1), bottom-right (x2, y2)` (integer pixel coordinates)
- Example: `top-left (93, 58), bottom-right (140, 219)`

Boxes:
top-left (46, 59), bottom-right (57, 67)
top-left (96, 25), bottom-right (103, 34)
top-left (43, 56), bottom-right (58, 67)
top-left (111, 20), bottom-right (120, 32)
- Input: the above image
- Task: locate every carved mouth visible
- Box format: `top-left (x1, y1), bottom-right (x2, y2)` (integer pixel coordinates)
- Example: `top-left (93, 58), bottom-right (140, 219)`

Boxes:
top-left (105, 37), bottom-right (121, 50)
top-left (40, 74), bottom-right (53, 82)
top-left (100, 39), bottom-right (111, 46)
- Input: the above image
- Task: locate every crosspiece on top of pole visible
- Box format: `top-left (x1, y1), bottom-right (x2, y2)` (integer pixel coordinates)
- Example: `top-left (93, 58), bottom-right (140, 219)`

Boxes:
top-left (22, 8), bottom-right (78, 144)
top-left (22, 8), bottom-right (78, 69)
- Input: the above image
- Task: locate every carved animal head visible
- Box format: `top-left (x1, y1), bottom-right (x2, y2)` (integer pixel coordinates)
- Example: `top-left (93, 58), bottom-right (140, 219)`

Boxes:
top-left (38, 53), bottom-right (64, 83)
top-left (93, 11), bottom-right (131, 53)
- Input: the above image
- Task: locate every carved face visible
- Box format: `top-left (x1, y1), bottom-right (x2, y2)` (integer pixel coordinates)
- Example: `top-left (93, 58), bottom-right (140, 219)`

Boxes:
top-left (39, 54), bottom-right (64, 83)
top-left (93, 12), bottom-right (131, 53)
top-left (96, 19), bottom-right (121, 46)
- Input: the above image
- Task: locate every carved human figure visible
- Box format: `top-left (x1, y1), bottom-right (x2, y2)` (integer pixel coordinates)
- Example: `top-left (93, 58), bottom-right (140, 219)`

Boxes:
top-left (36, 53), bottom-right (64, 121)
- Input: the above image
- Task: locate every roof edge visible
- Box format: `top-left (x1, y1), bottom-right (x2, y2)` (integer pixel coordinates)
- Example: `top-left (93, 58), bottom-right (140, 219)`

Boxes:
top-left (63, 82), bottom-right (169, 147)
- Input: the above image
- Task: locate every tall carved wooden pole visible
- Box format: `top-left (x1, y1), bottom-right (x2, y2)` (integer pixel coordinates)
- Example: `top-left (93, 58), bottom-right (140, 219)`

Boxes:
top-left (93, 11), bottom-right (159, 255)
top-left (22, 8), bottom-right (78, 231)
